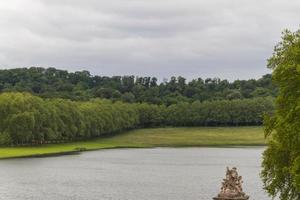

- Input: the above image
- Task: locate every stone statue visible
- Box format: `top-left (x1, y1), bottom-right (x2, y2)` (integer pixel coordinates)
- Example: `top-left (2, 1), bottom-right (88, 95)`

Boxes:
top-left (213, 167), bottom-right (249, 200)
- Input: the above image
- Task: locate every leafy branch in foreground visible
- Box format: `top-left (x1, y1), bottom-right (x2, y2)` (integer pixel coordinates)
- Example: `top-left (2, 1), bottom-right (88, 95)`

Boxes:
top-left (262, 29), bottom-right (300, 200)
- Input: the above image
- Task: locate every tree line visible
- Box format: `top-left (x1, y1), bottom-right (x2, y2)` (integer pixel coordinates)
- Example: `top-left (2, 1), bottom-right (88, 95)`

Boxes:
top-left (0, 92), bottom-right (274, 145)
top-left (0, 67), bottom-right (277, 104)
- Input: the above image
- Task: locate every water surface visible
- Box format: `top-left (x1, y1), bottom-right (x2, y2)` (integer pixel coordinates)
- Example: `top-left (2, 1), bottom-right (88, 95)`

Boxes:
top-left (0, 147), bottom-right (269, 200)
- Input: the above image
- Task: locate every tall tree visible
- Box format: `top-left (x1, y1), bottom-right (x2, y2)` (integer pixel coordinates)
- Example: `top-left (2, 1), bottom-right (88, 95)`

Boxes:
top-left (262, 29), bottom-right (300, 200)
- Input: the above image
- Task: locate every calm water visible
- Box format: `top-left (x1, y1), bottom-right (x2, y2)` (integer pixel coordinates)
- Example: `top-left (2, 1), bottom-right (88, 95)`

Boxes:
top-left (0, 147), bottom-right (269, 200)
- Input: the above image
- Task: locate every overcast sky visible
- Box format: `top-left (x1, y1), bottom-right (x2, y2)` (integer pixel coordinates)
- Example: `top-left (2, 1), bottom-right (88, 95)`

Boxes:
top-left (0, 0), bottom-right (299, 81)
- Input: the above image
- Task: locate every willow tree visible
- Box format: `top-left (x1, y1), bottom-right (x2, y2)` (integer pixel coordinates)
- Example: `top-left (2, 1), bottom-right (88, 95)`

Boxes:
top-left (262, 29), bottom-right (300, 200)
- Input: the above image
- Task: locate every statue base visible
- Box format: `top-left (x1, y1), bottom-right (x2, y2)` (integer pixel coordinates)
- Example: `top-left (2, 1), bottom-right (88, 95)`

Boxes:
top-left (213, 196), bottom-right (249, 200)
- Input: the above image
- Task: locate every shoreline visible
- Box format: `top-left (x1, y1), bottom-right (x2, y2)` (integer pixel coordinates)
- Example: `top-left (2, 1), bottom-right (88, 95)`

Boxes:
top-left (0, 144), bottom-right (266, 160)
top-left (0, 126), bottom-right (265, 160)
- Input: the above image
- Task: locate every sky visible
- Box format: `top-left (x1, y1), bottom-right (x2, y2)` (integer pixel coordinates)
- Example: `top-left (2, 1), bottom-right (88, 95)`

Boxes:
top-left (0, 0), bottom-right (299, 81)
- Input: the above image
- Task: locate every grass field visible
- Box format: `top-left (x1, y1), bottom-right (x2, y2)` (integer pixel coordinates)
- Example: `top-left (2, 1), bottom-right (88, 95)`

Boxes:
top-left (0, 126), bottom-right (265, 159)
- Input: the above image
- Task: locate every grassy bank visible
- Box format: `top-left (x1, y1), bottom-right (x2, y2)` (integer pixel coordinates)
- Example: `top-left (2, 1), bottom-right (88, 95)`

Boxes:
top-left (0, 126), bottom-right (265, 159)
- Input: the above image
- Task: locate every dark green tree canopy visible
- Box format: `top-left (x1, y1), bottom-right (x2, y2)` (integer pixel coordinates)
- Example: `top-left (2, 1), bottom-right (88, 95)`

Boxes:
top-left (0, 67), bottom-right (276, 103)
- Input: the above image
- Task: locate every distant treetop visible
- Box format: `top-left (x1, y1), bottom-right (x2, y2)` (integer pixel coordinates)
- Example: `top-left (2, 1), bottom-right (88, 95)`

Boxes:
top-left (0, 67), bottom-right (277, 104)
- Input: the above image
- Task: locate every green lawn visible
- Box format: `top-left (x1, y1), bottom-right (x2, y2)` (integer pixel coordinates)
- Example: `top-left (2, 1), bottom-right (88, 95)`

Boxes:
top-left (0, 126), bottom-right (265, 159)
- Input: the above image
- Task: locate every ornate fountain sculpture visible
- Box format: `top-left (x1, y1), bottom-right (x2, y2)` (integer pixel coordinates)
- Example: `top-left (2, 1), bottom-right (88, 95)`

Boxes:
top-left (213, 167), bottom-right (249, 200)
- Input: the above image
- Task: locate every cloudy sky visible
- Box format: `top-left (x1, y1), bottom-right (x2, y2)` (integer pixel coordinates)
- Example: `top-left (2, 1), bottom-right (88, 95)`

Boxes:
top-left (0, 0), bottom-right (299, 81)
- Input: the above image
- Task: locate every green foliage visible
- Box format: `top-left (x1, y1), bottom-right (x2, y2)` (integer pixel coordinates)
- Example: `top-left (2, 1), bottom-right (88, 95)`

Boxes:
top-left (0, 92), bottom-right (273, 146)
top-left (136, 103), bottom-right (166, 127)
top-left (0, 93), bottom-right (139, 145)
top-left (164, 98), bottom-right (274, 126)
top-left (121, 92), bottom-right (135, 103)
top-left (0, 67), bottom-right (277, 104)
top-left (262, 29), bottom-right (300, 200)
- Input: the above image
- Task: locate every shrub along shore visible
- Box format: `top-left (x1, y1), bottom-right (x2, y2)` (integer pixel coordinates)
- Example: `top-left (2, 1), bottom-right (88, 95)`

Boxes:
top-left (0, 92), bottom-right (273, 145)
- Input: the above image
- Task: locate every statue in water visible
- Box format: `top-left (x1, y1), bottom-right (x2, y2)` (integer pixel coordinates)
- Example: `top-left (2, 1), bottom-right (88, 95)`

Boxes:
top-left (213, 167), bottom-right (249, 200)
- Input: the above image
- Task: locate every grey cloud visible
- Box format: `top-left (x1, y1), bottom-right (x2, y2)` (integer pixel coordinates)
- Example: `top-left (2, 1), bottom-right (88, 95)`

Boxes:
top-left (0, 0), bottom-right (299, 81)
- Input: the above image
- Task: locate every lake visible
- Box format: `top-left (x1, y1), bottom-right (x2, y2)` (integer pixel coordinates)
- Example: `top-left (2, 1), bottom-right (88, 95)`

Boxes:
top-left (0, 147), bottom-right (269, 200)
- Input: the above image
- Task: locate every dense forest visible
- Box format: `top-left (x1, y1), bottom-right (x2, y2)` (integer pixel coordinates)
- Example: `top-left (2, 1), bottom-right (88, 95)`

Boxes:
top-left (0, 67), bottom-right (276, 145)
top-left (0, 67), bottom-right (277, 104)
top-left (0, 92), bottom-right (273, 145)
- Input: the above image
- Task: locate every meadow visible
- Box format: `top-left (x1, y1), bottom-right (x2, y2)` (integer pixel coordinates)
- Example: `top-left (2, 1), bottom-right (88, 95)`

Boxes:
top-left (0, 126), bottom-right (265, 159)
